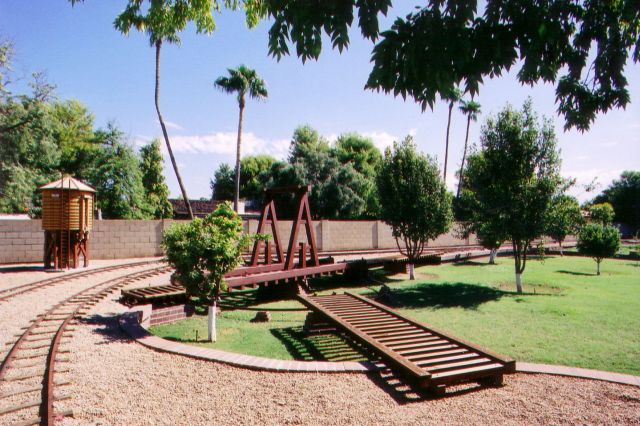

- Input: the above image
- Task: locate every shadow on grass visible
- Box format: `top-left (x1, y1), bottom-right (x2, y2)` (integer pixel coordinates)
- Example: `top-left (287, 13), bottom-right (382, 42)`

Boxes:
top-left (271, 326), bottom-right (370, 362)
top-left (556, 270), bottom-right (596, 277)
top-left (451, 260), bottom-right (492, 267)
top-left (388, 282), bottom-right (509, 310)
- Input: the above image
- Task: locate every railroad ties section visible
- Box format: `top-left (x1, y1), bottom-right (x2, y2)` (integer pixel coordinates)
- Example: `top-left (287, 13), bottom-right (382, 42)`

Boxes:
top-left (298, 292), bottom-right (515, 394)
top-left (0, 265), bottom-right (170, 425)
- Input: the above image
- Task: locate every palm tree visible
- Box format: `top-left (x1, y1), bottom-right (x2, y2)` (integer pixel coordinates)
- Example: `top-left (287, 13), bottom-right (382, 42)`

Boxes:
top-left (456, 99), bottom-right (481, 199)
top-left (214, 66), bottom-right (268, 212)
top-left (442, 87), bottom-right (462, 183)
top-left (113, 2), bottom-right (218, 220)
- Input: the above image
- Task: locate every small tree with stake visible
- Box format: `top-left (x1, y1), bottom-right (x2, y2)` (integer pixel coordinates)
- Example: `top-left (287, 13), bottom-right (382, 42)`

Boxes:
top-left (377, 137), bottom-right (452, 280)
top-left (577, 224), bottom-right (620, 275)
top-left (162, 203), bottom-right (251, 341)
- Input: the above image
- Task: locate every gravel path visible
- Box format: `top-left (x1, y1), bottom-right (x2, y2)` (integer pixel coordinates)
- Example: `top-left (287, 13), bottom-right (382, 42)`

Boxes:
top-left (59, 287), bottom-right (640, 425)
top-left (0, 261), bottom-right (167, 424)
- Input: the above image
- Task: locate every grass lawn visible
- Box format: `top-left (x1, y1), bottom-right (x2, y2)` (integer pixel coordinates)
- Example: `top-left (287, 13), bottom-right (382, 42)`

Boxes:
top-left (150, 255), bottom-right (640, 375)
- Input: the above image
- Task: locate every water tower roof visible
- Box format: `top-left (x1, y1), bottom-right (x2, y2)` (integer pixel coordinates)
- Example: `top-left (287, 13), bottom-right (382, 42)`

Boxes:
top-left (39, 176), bottom-right (96, 193)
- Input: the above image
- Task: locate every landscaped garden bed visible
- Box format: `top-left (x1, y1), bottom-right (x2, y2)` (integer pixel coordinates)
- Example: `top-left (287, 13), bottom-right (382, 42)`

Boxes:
top-left (149, 254), bottom-right (640, 375)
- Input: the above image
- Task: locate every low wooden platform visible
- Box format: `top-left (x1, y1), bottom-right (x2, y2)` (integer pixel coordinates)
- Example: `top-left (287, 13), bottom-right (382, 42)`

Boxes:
top-left (120, 261), bottom-right (347, 305)
top-left (298, 292), bottom-right (515, 394)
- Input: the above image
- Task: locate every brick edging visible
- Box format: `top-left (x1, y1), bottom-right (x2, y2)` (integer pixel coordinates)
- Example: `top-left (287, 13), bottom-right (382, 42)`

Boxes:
top-left (119, 308), bottom-right (640, 387)
top-left (516, 362), bottom-right (640, 387)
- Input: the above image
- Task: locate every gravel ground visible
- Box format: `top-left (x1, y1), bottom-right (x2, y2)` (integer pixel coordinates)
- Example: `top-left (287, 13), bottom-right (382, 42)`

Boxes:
top-left (0, 261), bottom-right (168, 424)
top-left (3, 259), bottom-right (640, 425)
top-left (60, 285), bottom-right (640, 425)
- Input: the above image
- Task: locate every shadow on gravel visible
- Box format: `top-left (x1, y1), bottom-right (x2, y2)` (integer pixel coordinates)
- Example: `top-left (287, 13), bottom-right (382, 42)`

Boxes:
top-left (367, 368), bottom-right (490, 405)
top-left (80, 313), bottom-right (135, 345)
top-left (0, 265), bottom-right (53, 273)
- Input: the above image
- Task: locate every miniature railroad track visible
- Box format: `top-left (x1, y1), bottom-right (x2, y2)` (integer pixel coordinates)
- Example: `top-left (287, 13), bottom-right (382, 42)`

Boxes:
top-left (0, 264), bottom-right (170, 425)
top-left (299, 292), bottom-right (515, 394)
top-left (0, 260), bottom-right (163, 303)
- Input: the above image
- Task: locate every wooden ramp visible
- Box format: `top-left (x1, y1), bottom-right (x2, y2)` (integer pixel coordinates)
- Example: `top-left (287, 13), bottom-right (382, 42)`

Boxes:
top-left (298, 292), bottom-right (515, 393)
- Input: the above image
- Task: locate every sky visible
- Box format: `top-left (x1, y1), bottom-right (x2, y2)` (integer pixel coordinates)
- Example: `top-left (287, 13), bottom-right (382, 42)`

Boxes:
top-left (2, 1), bottom-right (639, 202)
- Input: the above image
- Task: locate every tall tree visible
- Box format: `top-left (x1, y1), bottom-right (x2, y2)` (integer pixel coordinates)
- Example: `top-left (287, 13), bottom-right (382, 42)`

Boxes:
top-left (462, 100), bottom-right (562, 293)
top-left (265, 1), bottom-right (640, 131)
top-left (210, 163), bottom-right (235, 201)
top-left (593, 171), bottom-right (640, 233)
top-left (140, 139), bottom-right (173, 219)
top-left (456, 99), bottom-right (481, 199)
top-left (545, 195), bottom-right (583, 255)
top-left (86, 125), bottom-right (152, 219)
top-left (588, 203), bottom-right (615, 226)
top-left (214, 65), bottom-right (268, 212)
top-left (288, 124), bottom-right (331, 164)
top-left (442, 87), bottom-right (462, 182)
top-left (239, 154), bottom-right (275, 201)
top-left (377, 136), bottom-right (453, 279)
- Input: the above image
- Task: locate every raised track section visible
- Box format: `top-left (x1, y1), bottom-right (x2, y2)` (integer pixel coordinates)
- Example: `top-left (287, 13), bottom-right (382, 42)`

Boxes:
top-left (298, 292), bottom-right (515, 394)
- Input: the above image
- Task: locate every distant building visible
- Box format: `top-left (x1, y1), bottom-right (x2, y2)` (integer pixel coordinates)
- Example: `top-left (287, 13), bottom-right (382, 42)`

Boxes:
top-left (168, 199), bottom-right (260, 219)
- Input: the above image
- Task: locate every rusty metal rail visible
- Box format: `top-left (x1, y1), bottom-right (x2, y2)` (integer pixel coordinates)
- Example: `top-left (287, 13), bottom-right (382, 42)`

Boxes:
top-left (298, 292), bottom-right (515, 394)
top-left (0, 260), bottom-right (163, 303)
top-left (0, 264), bottom-right (170, 425)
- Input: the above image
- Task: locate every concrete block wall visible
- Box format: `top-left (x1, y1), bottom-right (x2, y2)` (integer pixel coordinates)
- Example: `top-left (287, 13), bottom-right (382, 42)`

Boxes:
top-left (0, 218), bottom-right (476, 264)
top-left (0, 219), bottom-right (44, 264)
top-left (91, 220), bottom-right (166, 260)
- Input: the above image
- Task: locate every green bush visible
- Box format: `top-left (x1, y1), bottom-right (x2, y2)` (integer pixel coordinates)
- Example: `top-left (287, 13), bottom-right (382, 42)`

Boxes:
top-left (162, 203), bottom-right (252, 302)
top-left (577, 224), bottom-right (621, 275)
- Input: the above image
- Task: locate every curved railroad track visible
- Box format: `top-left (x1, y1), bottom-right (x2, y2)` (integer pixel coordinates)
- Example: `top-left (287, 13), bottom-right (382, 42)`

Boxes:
top-left (0, 260), bottom-right (163, 303)
top-left (0, 264), bottom-right (171, 426)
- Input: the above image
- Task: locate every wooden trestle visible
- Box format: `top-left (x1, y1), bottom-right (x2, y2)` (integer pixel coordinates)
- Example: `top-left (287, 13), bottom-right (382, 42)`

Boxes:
top-left (121, 185), bottom-right (346, 305)
top-left (298, 292), bottom-right (515, 394)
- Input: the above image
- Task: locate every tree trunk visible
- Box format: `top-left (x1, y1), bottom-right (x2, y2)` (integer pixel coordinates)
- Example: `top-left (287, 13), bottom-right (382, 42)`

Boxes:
top-left (489, 248), bottom-right (497, 264)
top-left (596, 259), bottom-right (601, 276)
top-left (558, 241), bottom-right (563, 256)
top-left (208, 300), bottom-right (217, 342)
top-left (456, 114), bottom-right (472, 199)
top-left (515, 273), bottom-right (523, 293)
top-left (408, 263), bottom-right (415, 280)
top-left (154, 40), bottom-right (194, 219)
top-left (443, 102), bottom-right (453, 182)
top-left (513, 241), bottom-right (523, 293)
top-left (234, 99), bottom-right (245, 213)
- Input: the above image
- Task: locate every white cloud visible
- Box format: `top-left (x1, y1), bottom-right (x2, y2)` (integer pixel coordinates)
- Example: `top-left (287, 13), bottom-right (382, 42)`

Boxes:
top-left (360, 131), bottom-right (400, 152)
top-left (562, 168), bottom-right (624, 202)
top-left (164, 121), bottom-right (184, 131)
top-left (154, 131), bottom-right (290, 159)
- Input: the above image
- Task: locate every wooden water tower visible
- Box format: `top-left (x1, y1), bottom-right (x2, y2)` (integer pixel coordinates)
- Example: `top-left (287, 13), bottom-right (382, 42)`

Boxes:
top-left (39, 176), bottom-right (95, 269)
